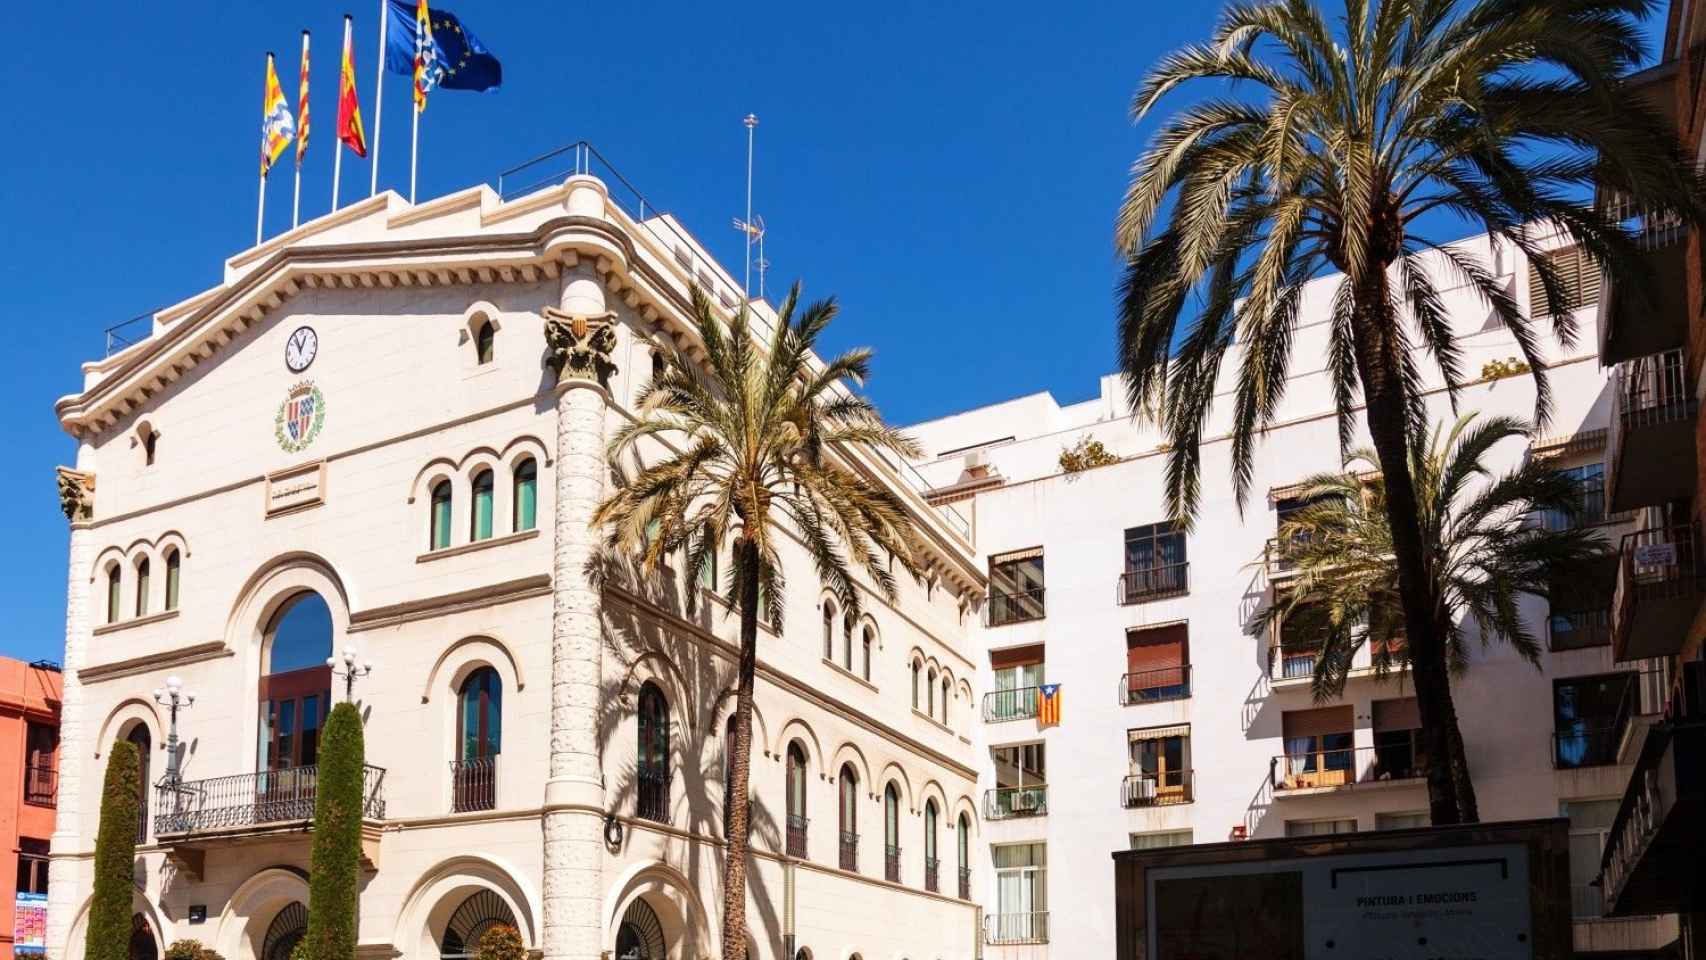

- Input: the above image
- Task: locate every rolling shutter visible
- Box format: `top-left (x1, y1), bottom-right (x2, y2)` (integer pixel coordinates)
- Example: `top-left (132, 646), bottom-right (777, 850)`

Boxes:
top-left (1372, 697), bottom-right (1421, 732)
top-left (1282, 705), bottom-right (1354, 739)
top-left (1528, 245), bottom-right (1602, 317)
top-left (1126, 623), bottom-right (1188, 680)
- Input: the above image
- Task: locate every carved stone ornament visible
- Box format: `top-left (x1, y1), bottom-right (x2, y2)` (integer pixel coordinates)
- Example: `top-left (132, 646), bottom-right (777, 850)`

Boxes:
top-left (543, 308), bottom-right (619, 383)
top-left (57, 466), bottom-right (95, 522)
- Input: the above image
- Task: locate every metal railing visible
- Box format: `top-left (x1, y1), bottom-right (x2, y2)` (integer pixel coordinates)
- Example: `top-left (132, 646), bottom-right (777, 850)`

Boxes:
top-left (984, 785), bottom-right (1048, 820)
top-left (982, 686), bottom-right (1041, 723)
top-left (1548, 607), bottom-right (1612, 651)
top-left (839, 831), bottom-right (858, 872)
top-left (449, 755), bottom-right (497, 813)
top-left (1265, 535), bottom-right (1306, 577)
top-left (23, 763), bottom-right (55, 807)
top-left (1120, 666), bottom-right (1191, 705)
top-left (885, 844), bottom-right (901, 883)
top-left (1615, 523), bottom-right (1705, 625)
top-left (1121, 771), bottom-right (1194, 807)
top-left (636, 768), bottom-right (671, 824)
top-left (1602, 194), bottom-right (1687, 252)
top-left (924, 857), bottom-right (940, 893)
top-left (985, 912), bottom-right (1049, 945)
top-left (1270, 643), bottom-right (1323, 681)
top-left (1552, 723), bottom-right (1627, 769)
top-left (1608, 349), bottom-right (1695, 505)
top-left (1599, 660), bottom-right (1706, 908)
top-left (985, 588), bottom-right (1045, 627)
top-left (1118, 564), bottom-right (1189, 604)
top-left (786, 814), bottom-right (808, 858)
top-left (104, 309), bottom-right (158, 358)
top-left (1271, 743), bottom-right (1427, 791)
top-left (959, 866), bottom-right (972, 900)
top-left (154, 764), bottom-right (387, 835)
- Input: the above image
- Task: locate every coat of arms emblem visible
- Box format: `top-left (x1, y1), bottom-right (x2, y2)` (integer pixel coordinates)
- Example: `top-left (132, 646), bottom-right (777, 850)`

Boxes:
top-left (275, 381), bottom-right (326, 453)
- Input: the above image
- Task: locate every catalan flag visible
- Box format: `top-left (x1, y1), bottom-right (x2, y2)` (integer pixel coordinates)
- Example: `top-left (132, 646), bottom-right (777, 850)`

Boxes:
top-left (337, 20), bottom-right (368, 157)
top-left (260, 53), bottom-right (295, 176)
top-left (1037, 683), bottom-right (1062, 726)
top-left (295, 32), bottom-right (310, 165)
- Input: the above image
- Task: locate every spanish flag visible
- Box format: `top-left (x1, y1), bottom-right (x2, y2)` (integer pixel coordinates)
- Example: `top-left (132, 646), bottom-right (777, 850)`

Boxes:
top-left (337, 20), bottom-right (368, 157)
top-left (1037, 683), bottom-right (1062, 726)
top-left (260, 53), bottom-right (295, 176)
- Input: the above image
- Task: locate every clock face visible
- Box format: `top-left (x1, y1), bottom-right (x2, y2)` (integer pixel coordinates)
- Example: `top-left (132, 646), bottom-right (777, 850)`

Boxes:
top-left (285, 326), bottom-right (319, 372)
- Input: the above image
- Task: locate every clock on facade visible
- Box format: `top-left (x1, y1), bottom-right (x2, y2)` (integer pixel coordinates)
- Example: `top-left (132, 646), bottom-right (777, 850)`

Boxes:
top-left (285, 326), bottom-right (319, 372)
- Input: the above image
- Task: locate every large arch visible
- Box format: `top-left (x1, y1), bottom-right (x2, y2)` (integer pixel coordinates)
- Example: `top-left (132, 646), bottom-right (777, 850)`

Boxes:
top-left (60, 885), bottom-right (169, 960)
top-left (212, 866), bottom-right (310, 960)
top-left (392, 854), bottom-right (540, 960)
top-left (603, 860), bottom-right (713, 960)
top-left (92, 699), bottom-right (163, 761)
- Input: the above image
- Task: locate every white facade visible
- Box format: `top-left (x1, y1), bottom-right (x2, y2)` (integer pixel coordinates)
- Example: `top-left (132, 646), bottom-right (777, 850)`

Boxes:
top-left (906, 233), bottom-right (1677, 959)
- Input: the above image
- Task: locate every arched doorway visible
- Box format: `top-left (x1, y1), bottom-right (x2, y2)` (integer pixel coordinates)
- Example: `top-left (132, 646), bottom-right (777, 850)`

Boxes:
top-left (440, 890), bottom-right (518, 959)
top-left (614, 898), bottom-right (666, 960)
top-left (259, 592), bottom-right (333, 781)
top-left (125, 724), bottom-right (151, 843)
top-left (261, 902), bottom-right (307, 960)
top-left (127, 913), bottom-right (158, 960)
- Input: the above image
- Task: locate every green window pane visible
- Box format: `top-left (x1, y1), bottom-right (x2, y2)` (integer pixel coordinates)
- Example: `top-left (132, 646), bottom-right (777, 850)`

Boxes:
top-left (514, 461), bottom-right (537, 532)
top-left (164, 551), bottom-right (180, 611)
top-left (431, 482), bottom-right (452, 550)
top-left (472, 471), bottom-right (494, 541)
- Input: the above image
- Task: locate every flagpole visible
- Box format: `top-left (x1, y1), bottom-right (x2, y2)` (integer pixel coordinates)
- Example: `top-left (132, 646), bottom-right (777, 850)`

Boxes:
top-left (410, 105), bottom-right (420, 203)
top-left (742, 113), bottom-right (758, 303)
top-left (294, 34), bottom-right (308, 228)
top-left (333, 15), bottom-right (351, 211)
top-left (257, 52), bottom-right (273, 247)
top-left (370, 0), bottom-right (388, 196)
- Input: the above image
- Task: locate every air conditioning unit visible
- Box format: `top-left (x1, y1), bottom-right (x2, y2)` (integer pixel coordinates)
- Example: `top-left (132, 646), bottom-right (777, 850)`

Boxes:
top-left (1129, 778), bottom-right (1157, 802)
top-left (964, 448), bottom-right (988, 470)
top-left (1011, 790), bottom-right (1041, 812)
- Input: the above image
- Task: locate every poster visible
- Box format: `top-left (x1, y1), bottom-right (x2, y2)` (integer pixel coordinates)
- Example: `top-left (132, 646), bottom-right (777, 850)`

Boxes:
top-left (14, 892), bottom-right (47, 955)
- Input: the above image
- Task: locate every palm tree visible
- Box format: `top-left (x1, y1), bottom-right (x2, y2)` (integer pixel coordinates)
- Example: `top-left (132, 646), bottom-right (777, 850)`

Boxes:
top-left (593, 284), bottom-right (922, 960)
top-left (1116, 0), bottom-right (1700, 824)
top-left (1260, 413), bottom-right (1608, 819)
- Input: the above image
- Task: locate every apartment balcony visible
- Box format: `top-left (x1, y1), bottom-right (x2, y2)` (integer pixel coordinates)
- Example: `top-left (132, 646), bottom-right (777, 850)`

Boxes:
top-left (1547, 608), bottom-right (1612, 652)
top-left (1606, 350), bottom-right (1696, 514)
top-left (1117, 563), bottom-right (1189, 604)
top-left (786, 814), bottom-right (808, 858)
top-left (1119, 666), bottom-right (1191, 705)
top-left (985, 588), bottom-right (1045, 627)
top-left (1597, 201), bottom-right (1689, 366)
top-left (985, 912), bottom-right (1049, 945)
top-left (984, 785), bottom-right (1047, 820)
top-left (1264, 536), bottom-right (1304, 581)
top-left (1267, 640), bottom-right (1406, 690)
top-left (1599, 661), bottom-right (1706, 918)
top-left (1611, 523), bottom-right (1705, 662)
top-left (1270, 743), bottom-right (1426, 795)
top-left (982, 686), bottom-right (1041, 723)
top-left (839, 831), bottom-right (858, 872)
top-left (449, 755), bottom-right (496, 813)
top-left (924, 857), bottom-right (940, 893)
top-left (153, 764), bottom-right (386, 879)
top-left (23, 763), bottom-right (55, 807)
top-left (1121, 770), bottom-right (1193, 808)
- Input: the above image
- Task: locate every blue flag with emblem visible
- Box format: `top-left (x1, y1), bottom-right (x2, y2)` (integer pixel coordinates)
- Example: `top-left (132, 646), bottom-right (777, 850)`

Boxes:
top-left (384, 0), bottom-right (502, 93)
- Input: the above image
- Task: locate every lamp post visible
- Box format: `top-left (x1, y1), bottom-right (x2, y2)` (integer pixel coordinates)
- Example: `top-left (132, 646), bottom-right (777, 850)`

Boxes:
top-left (151, 675), bottom-right (195, 787)
top-left (328, 646), bottom-right (373, 701)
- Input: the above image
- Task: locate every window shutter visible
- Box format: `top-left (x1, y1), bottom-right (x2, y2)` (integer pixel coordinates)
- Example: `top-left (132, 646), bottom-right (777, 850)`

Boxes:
top-left (1126, 623), bottom-right (1188, 677)
top-left (1372, 697), bottom-right (1421, 732)
top-left (1528, 246), bottom-right (1602, 317)
top-left (1282, 705), bottom-right (1354, 739)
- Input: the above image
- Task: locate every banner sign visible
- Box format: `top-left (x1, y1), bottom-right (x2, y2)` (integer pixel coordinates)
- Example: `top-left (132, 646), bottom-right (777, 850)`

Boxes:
top-left (14, 892), bottom-right (47, 955)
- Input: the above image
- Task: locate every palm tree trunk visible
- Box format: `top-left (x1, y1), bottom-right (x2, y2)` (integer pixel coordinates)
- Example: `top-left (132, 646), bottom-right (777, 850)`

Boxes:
top-left (720, 537), bottom-right (761, 960)
top-left (1347, 270), bottom-right (1478, 825)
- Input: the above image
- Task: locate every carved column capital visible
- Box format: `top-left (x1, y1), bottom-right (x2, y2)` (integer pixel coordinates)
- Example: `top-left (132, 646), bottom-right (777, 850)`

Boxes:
top-left (543, 308), bottom-right (619, 384)
top-left (56, 467), bottom-right (94, 522)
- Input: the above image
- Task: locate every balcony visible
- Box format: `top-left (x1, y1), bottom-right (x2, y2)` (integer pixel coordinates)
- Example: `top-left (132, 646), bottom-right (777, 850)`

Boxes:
top-left (449, 755), bottom-right (496, 813)
top-left (984, 785), bottom-right (1047, 820)
top-left (885, 844), bottom-right (901, 883)
top-left (1121, 770), bottom-right (1193, 808)
top-left (1607, 350), bottom-right (1696, 513)
top-left (1265, 536), bottom-right (1304, 580)
top-left (786, 814), bottom-right (808, 858)
top-left (1120, 666), bottom-right (1191, 705)
top-left (153, 764), bottom-right (386, 879)
top-left (985, 588), bottom-right (1045, 627)
top-left (1268, 638), bottom-right (1407, 689)
top-left (985, 912), bottom-right (1049, 945)
top-left (982, 686), bottom-right (1040, 723)
top-left (959, 866), bottom-right (971, 900)
top-left (1552, 723), bottom-right (1627, 769)
top-left (1117, 564), bottom-right (1189, 604)
top-left (23, 763), bottom-right (55, 807)
top-left (924, 857), bottom-right (940, 893)
top-left (1547, 607), bottom-right (1612, 652)
top-left (839, 831), bottom-right (858, 872)
top-left (1271, 743), bottom-right (1426, 794)
top-left (1611, 523), bottom-right (1705, 662)
top-left (1597, 201), bottom-right (1689, 366)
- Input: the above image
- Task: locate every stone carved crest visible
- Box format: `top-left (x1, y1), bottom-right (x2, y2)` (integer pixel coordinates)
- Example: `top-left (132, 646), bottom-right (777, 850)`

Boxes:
top-left (544, 308), bottom-right (619, 383)
top-left (57, 466), bottom-right (95, 522)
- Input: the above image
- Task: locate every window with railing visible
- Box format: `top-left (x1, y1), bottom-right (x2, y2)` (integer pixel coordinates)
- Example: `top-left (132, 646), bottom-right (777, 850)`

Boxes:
top-left (1562, 797), bottom-right (1622, 919)
top-left (786, 742), bottom-right (808, 859)
top-left (989, 843), bottom-right (1047, 944)
top-left (23, 722), bottom-right (56, 807)
top-left (987, 550), bottom-right (1045, 625)
top-left (987, 743), bottom-right (1046, 819)
top-left (1121, 522), bottom-right (1188, 603)
top-left (839, 831), bottom-right (859, 872)
top-left (985, 655), bottom-right (1043, 721)
top-left (449, 755), bottom-right (497, 813)
top-left (1537, 463), bottom-right (1606, 531)
top-left (1124, 623), bottom-right (1190, 703)
top-left (636, 682), bottom-right (671, 823)
top-left (1548, 606), bottom-right (1612, 651)
top-left (1552, 672), bottom-right (1637, 769)
top-left (838, 765), bottom-right (858, 872)
top-left (883, 784), bottom-right (901, 881)
top-left (1126, 726), bottom-right (1192, 806)
top-left (1275, 706), bottom-right (1356, 790)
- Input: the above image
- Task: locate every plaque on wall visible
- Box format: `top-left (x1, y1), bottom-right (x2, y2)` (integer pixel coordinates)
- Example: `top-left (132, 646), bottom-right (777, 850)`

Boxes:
top-left (265, 460), bottom-right (327, 518)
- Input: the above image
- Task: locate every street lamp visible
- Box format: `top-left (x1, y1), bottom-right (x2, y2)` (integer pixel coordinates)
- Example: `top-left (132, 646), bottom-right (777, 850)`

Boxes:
top-left (151, 675), bottom-right (195, 787)
top-left (327, 647), bottom-right (373, 701)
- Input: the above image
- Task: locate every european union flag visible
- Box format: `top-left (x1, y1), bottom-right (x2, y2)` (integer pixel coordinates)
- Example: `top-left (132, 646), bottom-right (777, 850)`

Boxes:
top-left (384, 0), bottom-right (502, 93)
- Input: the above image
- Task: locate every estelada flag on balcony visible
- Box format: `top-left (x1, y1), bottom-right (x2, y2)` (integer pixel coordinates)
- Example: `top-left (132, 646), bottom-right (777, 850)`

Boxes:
top-left (1036, 684), bottom-right (1062, 726)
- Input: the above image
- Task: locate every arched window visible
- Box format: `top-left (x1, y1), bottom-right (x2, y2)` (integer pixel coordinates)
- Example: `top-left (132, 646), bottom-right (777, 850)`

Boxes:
top-left (822, 601), bottom-right (836, 660)
top-left (841, 615), bottom-right (854, 671)
top-left (926, 669), bottom-right (937, 716)
top-left (470, 469), bottom-right (494, 542)
top-left (786, 742), bottom-right (808, 858)
top-left (636, 682), bottom-right (670, 823)
top-left (615, 898), bottom-right (666, 960)
top-left (106, 563), bottom-right (121, 623)
top-left (884, 783), bottom-right (901, 882)
top-left (134, 557), bottom-right (151, 618)
top-left (474, 319), bottom-right (495, 365)
top-left (430, 480), bottom-right (452, 550)
top-left (861, 626), bottom-right (873, 681)
top-left (512, 459), bottom-right (537, 532)
top-left (957, 813), bottom-right (971, 898)
top-left (453, 667), bottom-right (502, 812)
top-left (260, 591), bottom-right (334, 771)
top-left (839, 764), bottom-right (858, 871)
top-left (125, 724), bottom-right (150, 844)
top-left (163, 549), bottom-right (180, 612)
top-left (911, 660), bottom-right (921, 709)
top-left (924, 800), bottom-right (940, 891)
top-left (942, 678), bottom-right (951, 724)
top-left (140, 424), bottom-right (158, 467)
top-left (261, 902), bottom-right (306, 960)
top-left (441, 890), bottom-right (518, 960)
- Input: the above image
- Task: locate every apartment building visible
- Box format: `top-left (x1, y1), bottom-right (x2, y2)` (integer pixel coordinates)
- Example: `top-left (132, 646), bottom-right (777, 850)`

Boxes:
top-left (0, 658), bottom-right (60, 959)
top-left (46, 167), bottom-right (984, 960)
top-left (1590, 0), bottom-right (1706, 955)
top-left (909, 230), bottom-right (1684, 959)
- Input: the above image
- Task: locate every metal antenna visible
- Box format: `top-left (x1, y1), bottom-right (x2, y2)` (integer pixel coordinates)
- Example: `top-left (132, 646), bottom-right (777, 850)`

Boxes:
top-left (742, 114), bottom-right (758, 304)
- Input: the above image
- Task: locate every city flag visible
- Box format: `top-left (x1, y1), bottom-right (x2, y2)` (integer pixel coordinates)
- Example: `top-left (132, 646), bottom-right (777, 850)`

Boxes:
top-left (1037, 684), bottom-right (1062, 726)
top-left (383, 0), bottom-right (503, 95)
top-left (338, 25), bottom-right (368, 157)
top-left (295, 33), bottom-right (311, 165)
top-left (260, 54), bottom-right (295, 176)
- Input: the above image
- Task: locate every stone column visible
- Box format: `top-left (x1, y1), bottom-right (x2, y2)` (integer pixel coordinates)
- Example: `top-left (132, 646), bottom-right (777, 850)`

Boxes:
top-left (540, 245), bottom-right (618, 960)
top-left (48, 458), bottom-right (95, 959)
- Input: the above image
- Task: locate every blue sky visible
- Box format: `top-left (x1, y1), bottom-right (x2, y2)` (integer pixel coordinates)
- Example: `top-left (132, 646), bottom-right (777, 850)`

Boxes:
top-left (0, 2), bottom-right (1663, 663)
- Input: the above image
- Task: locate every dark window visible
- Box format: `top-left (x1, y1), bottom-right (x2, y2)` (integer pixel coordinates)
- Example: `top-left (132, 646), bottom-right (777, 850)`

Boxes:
top-left (884, 783), bottom-right (901, 882)
top-left (988, 551), bottom-right (1045, 625)
top-left (134, 558), bottom-right (150, 618)
top-left (1553, 673), bottom-right (1635, 768)
top-left (125, 725), bottom-right (151, 843)
top-left (16, 838), bottom-right (48, 895)
top-left (1121, 521), bottom-right (1187, 601)
top-left (822, 602), bottom-right (836, 660)
top-left (862, 627), bottom-right (873, 681)
top-left (106, 565), bottom-right (121, 623)
top-left (786, 742), bottom-right (808, 858)
top-left (453, 668), bottom-right (501, 812)
top-left (474, 320), bottom-right (495, 364)
top-left (23, 723), bottom-right (55, 807)
top-left (1538, 463), bottom-right (1606, 531)
top-left (143, 430), bottom-right (157, 466)
top-left (636, 683), bottom-right (670, 822)
top-left (839, 764), bottom-right (858, 870)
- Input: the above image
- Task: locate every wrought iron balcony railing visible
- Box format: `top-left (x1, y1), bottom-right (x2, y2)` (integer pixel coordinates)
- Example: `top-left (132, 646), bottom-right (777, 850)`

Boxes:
top-left (1270, 742), bottom-right (1426, 791)
top-left (959, 866), bottom-right (972, 900)
top-left (1119, 666), bottom-right (1191, 705)
top-left (885, 844), bottom-right (901, 883)
top-left (786, 814), bottom-right (808, 858)
top-left (1608, 349), bottom-right (1695, 507)
top-left (982, 686), bottom-right (1041, 723)
top-left (985, 587), bottom-right (1045, 626)
top-left (1121, 770), bottom-right (1194, 807)
top-left (636, 767), bottom-right (671, 824)
top-left (924, 856), bottom-right (940, 893)
top-left (449, 755), bottom-right (497, 813)
top-left (154, 764), bottom-right (387, 835)
top-left (1548, 607), bottom-right (1613, 652)
top-left (839, 831), bottom-right (858, 872)
top-left (23, 763), bottom-right (55, 807)
top-left (984, 785), bottom-right (1047, 820)
top-left (985, 912), bottom-right (1049, 945)
top-left (1118, 564), bottom-right (1189, 604)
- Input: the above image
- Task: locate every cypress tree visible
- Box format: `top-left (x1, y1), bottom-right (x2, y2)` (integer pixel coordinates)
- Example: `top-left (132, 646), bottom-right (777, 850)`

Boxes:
top-left (302, 701), bottom-right (364, 960)
top-left (85, 740), bottom-right (141, 960)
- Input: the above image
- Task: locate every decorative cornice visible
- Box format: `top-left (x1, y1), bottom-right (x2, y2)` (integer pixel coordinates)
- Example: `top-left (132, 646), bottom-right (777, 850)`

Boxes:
top-left (346, 573), bottom-right (551, 632)
top-left (78, 640), bottom-right (231, 684)
top-left (91, 608), bottom-right (181, 637)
